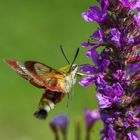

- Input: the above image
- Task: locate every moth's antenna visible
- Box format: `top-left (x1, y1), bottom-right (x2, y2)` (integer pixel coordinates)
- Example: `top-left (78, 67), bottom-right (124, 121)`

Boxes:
top-left (72, 48), bottom-right (80, 65)
top-left (69, 48), bottom-right (80, 72)
top-left (60, 45), bottom-right (70, 64)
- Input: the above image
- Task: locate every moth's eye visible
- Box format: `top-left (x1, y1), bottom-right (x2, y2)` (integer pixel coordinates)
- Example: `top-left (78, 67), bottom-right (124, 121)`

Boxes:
top-left (71, 64), bottom-right (78, 71)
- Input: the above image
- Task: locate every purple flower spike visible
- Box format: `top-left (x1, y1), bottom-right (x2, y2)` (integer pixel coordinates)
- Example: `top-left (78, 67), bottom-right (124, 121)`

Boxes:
top-left (84, 109), bottom-right (100, 131)
top-left (50, 115), bottom-right (69, 134)
top-left (81, 0), bottom-right (140, 139)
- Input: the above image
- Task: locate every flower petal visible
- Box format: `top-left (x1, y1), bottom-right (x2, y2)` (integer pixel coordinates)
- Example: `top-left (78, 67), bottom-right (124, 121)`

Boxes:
top-left (110, 28), bottom-right (121, 48)
top-left (128, 132), bottom-right (140, 140)
top-left (108, 126), bottom-right (116, 140)
top-left (79, 75), bottom-right (95, 87)
top-left (80, 65), bottom-right (96, 74)
top-left (82, 6), bottom-right (107, 23)
top-left (96, 93), bottom-right (112, 108)
top-left (91, 48), bottom-right (100, 66)
top-left (112, 83), bottom-right (124, 96)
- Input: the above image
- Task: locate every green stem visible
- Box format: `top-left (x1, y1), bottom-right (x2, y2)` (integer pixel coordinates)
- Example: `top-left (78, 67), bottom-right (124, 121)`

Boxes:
top-left (75, 121), bottom-right (81, 140)
top-left (63, 133), bottom-right (67, 140)
top-left (55, 132), bottom-right (59, 140)
top-left (85, 129), bottom-right (91, 140)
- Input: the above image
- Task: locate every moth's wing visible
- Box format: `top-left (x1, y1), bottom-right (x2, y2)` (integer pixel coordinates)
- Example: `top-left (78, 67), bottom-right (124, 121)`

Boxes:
top-left (5, 60), bottom-right (65, 91)
top-left (5, 60), bottom-right (29, 79)
top-left (5, 60), bottom-right (45, 88)
top-left (33, 62), bottom-right (66, 92)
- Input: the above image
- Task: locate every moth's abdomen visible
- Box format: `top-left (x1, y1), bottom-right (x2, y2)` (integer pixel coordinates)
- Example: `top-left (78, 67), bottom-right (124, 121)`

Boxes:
top-left (44, 89), bottom-right (65, 104)
top-left (34, 89), bottom-right (65, 120)
top-left (34, 109), bottom-right (48, 120)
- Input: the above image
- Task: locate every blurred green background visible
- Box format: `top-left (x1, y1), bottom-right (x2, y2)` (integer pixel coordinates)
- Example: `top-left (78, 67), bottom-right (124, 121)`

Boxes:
top-left (0, 0), bottom-right (102, 140)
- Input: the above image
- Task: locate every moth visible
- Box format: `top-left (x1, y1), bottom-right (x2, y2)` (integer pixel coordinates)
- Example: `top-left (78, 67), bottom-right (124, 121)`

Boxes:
top-left (5, 47), bottom-right (80, 120)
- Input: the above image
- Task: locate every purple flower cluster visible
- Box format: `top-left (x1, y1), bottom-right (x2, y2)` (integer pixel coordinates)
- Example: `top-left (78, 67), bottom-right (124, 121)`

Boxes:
top-left (80, 0), bottom-right (140, 139)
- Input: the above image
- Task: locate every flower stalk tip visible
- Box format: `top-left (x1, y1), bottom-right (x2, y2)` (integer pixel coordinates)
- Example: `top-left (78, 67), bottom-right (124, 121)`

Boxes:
top-left (50, 115), bottom-right (69, 140)
top-left (84, 109), bottom-right (100, 140)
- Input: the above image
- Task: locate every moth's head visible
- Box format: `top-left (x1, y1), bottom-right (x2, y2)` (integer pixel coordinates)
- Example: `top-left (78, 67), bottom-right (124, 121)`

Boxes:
top-left (70, 64), bottom-right (78, 73)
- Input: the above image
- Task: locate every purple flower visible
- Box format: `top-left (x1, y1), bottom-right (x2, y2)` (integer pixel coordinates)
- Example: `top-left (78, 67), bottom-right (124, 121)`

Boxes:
top-left (82, 6), bottom-right (107, 23)
top-left (119, 0), bottom-right (140, 10)
top-left (80, 48), bottom-right (110, 87)
top-left (134, 10), bottom-right (140, 26)
top-left (84, 109), bottom-right (100, 130)
top-left (126, 62), bottom-right (140, 83)
top-left (99, 0), bottom-right (109, 10)
top-left (110, 28), bottom-right (121, 48)
top-left (50, 115), bottom-right (69, 134)
top-left (88, 48), bottom-right (110, 71)
top-left (81, 30), bottom-right (105, 48)
top-left (97, 83), bottom-right (124, 108)
top-left (93, 30), bottom-right (104, 41)
top-left (101, 125), bottom-right (116, 140)
top-left (91, 48), bottom-right (100, 66)
top-left (108, 126), bottom-right (116, 140)
top-left (96, 93), bottom-right (113, 108)
top-left (124, 111), bottom-right (140, 128)
top-left (96, 73), bottom-right (107, 86)
top-left (86, 48), bottom-right (92, 57)
top-left (81, 42), bottom-right (95, 48)
top-left (99, 82), bottom-right (124, 97)
top-left (113, 69), bottom-right (125, 80)
top-left (79, 75), bottom-right (95, 87)
top-left (80, 65), bottom-right (96, 75)
top-left (128, 132), bottom-right (140, 140)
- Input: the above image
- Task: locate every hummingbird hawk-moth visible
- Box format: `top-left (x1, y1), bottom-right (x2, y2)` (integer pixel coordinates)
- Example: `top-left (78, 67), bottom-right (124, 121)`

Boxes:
top-left (5, 47), bottom-right (80, 120)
